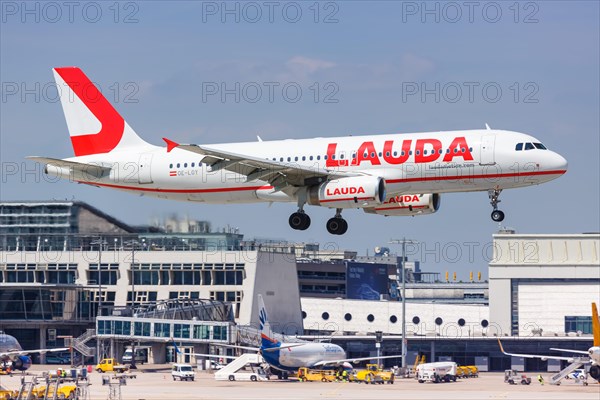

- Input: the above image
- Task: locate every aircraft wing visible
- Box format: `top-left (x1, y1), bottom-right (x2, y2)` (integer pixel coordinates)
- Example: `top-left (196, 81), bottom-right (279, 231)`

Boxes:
top-left (497, 339), bottom-right (581, 362)
top-left (192, 353), bottom-right (241, 360)
top-left (549, 348), bottom-right (590, 355)
top-left (166, 139), bottom-right (361, 189)
top-left (1, 347), bottom-right (69, 358)
top-left (312, 354), bottom-right (402, 367)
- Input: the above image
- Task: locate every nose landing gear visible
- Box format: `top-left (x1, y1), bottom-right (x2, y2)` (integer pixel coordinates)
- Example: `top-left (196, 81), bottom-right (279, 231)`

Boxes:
top-left (489, 189), bottom-right (505, 222)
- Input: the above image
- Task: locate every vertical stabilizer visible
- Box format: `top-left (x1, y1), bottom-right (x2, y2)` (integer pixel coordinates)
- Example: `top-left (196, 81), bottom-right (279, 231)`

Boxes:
top-left (257, 294), bottom-right (278, 349)
top-left (52, 67), bottom-right (152, 156)
top-left (592, 303), bottom-right (599, 347)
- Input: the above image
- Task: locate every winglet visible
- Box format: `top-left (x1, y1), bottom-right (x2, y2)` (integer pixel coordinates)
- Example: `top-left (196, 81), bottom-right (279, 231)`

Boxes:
top-left (485, 123), bottom-right (491, 130)
top-left (257, 135), bottom-right (263, 142)
top-left (592, 303), bottom-right (599, 347)
top-left (163, 138), bottom-right (179, 153)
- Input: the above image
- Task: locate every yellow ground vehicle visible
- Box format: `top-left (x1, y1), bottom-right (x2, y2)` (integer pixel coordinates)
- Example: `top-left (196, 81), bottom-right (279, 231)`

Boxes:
top-left (297, 367), bottom-right (338, 382)
top-left (466, 366), bottom-right (479, 377)
top-left (95, 358), bottom-right (128, 373)
top-left (32, 384), bottom-right (77, 399)
top-left (1, 389), bottom-right (17, 400)
top-left (456, 366), bottom-right (469, 378)
top-left (353, 364), bottom-right (395, 384)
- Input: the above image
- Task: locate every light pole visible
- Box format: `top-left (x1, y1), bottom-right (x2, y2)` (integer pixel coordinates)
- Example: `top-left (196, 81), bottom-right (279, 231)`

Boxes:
top-left (125, 239), bottom-right (140, 369)
top-left (389, 238), bottom-right (418, 372)
top-left (91, 238), bottom-right (107, 363)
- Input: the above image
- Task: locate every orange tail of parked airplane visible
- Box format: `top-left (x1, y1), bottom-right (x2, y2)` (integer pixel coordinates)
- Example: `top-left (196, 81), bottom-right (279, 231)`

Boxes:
top-left (592, 302), bottom-right (599, 347)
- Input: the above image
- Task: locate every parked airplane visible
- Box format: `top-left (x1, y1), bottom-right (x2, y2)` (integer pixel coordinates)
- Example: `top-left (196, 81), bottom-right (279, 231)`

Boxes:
top-left (0, 331), bottom-right (68, 372)
top-left (29, 67), bottom-right (568, 234)
top-left (197, 295), bottom-right (401, 375)
top-left (498, 303), bottom-right (600, 382)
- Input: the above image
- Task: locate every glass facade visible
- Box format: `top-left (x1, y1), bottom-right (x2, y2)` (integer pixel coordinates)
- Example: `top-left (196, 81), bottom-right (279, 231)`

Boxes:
top-left (0, 288), bottom-right (96, 321)
top-left (565, 316), bottom-right (592, 334)
top-left (97, 318), bottom-right (229, 342)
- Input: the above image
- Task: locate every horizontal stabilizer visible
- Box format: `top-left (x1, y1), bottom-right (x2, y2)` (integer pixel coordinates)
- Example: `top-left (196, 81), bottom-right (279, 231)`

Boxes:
top-left (27, 156), bottom-right (111, 178)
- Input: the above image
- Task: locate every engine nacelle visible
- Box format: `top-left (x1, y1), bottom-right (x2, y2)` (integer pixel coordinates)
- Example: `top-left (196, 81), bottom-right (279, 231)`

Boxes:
top-left (307, 176), bottom-right (386, 208)
top-left (589, 364), bottom-right (600, 381)
top-left (364, 193), bottom-right (441, 216)
top-left (12, 355), bottom-right (32, 371)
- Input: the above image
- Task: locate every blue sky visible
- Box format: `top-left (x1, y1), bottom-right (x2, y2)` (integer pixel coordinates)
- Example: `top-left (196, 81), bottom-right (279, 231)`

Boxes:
top-left (1, 1), bottom-right (598, 278)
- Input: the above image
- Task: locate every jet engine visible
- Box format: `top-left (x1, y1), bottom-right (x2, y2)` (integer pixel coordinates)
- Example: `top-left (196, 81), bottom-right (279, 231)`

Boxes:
top-left (307, 176), bottom-right (386, 208)
top-left (12, 355), bottom-right (32, 371)
top-left (590, 364), bottom-right (600, 381)
top-left (364, 193), bottom-right (441, 216)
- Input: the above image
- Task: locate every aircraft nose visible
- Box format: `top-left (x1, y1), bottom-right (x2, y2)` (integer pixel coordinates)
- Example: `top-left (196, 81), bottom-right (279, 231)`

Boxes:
top-left (552, 152), bottom-right (568, 173)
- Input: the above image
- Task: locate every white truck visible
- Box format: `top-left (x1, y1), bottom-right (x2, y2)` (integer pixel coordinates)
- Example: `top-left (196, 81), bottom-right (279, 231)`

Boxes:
top-left (172, 364), bottom-right (195, 381)
top-left (416, 362), bottom-right (457, 383)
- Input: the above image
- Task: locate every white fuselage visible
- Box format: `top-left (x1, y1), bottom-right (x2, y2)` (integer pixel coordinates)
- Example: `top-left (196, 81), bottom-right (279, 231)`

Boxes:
top-left (272, 342), bottom-right (345, 370)
top-left (56, 129), bottom-right (567, 207)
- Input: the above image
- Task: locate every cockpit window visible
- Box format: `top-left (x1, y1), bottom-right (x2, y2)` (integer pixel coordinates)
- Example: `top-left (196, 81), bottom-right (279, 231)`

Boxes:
top-left (533, 143), bottom-right (547, 150)
top-left (515, 143), bottom-right (523, 151)
top-left (525, 143), bottom-right (535, 150)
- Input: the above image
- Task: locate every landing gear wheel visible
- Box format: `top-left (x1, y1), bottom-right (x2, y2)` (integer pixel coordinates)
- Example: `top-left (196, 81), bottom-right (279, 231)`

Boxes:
top-left (488, 189), bottom-right (505, 222)
top-left (326, 218), bottom-right (348, 235)
top-left (491, 210), bottom-right (505, 222)
top-left (288, 212), bottom-right (311, 230)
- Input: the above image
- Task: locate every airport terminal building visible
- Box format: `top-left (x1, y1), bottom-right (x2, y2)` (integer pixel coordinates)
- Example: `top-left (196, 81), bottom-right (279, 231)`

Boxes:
top-left (1, 201), bottom-right (598, 372)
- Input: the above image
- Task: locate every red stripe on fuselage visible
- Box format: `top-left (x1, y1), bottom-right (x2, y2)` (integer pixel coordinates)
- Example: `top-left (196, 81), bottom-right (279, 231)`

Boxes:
top-left (375, 205), bottom-right (427, 211)
top-left (75, 170), bottom-right (565, 195)
top-left (320, 196), bottom-right (375, 203)
top-left (76, 181), bottom-right (274, 194)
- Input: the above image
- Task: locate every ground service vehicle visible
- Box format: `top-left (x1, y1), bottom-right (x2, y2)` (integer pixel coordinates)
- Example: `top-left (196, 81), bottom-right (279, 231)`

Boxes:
top-left (297, 368), bottom-right (337, 382)
top-left (122, 348), bottom-right (148, 365)
top-left (32, 384), bottom-right (77, 399)
top-left (466, 365), bottom-right (479, 377)
top-left (171, 364), bottom-right (195, 381)
top-left (456, 366), bottom-right (469, 378)
top-left (353, 364), bottom-right (394, 384)
top-left (504, 370), bottom-right (531, 385)
top-left (0, 388), bottom-right (17, 400)
top-left (457, 365), bottom-right (479, 378)
top-left (416, 362), bottom-right (457, 383)
top-left (95, 358), bottom-right (128, 373)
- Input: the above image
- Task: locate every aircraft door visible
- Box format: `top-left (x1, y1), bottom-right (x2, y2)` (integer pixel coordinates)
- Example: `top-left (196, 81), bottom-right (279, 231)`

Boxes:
top-left (479, 135), bottom-right (496, 165)
top-left (138, 153), bottom-right (153, 184)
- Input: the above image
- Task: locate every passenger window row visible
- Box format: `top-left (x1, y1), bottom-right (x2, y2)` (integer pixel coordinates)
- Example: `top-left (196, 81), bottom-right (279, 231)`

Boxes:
top-left (268, 147), bottom-right (474, 162)
top-left (169, 162), bottom-right (207, 169)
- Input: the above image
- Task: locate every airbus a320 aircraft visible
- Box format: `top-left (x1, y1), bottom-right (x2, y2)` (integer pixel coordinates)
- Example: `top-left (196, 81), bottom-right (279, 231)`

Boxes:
top-left (498, 303), bottom-right (600, 383)
top-left (0, 331), bottom-right (68, 372)
top-left (30, 67), bottom-right (568, 234)
top-left (197, 295), bottom-right (401, 376)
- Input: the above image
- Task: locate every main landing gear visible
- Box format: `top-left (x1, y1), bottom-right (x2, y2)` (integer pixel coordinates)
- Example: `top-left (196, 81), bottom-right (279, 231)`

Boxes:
top-left (488, 189), bottom-right (505, 222)
top-left (289, 210), bottom-right (311, 230)
top-left (288, 207), bottom-right (348, 235)
top-left (326, 209), bottom-right (348, 235)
